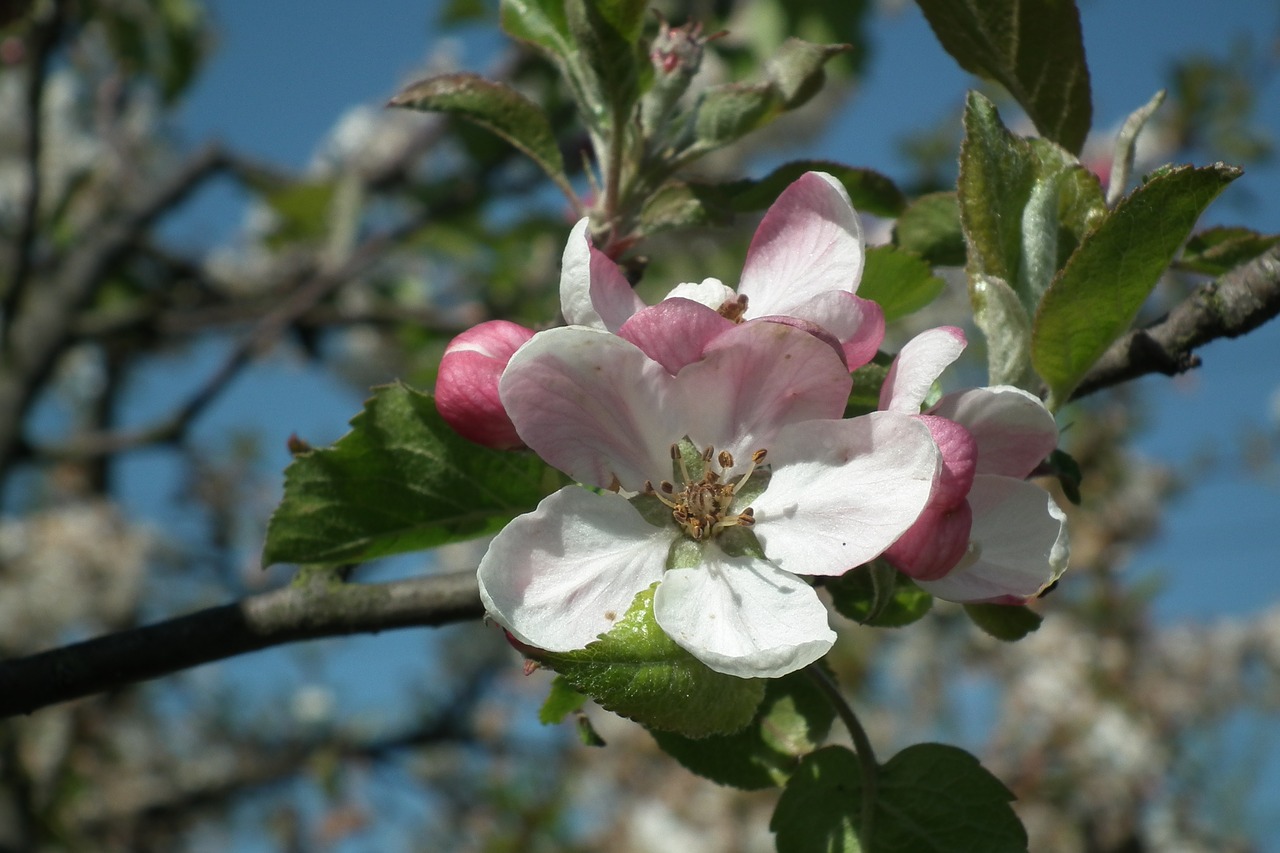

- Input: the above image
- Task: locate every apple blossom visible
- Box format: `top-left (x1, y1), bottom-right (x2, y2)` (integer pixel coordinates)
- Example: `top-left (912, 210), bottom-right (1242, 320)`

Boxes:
top-left (560, 171), bottom-right (885, 369)
top-left (879, 326), bottom-right (1068, 603)
top-left (477, 315), bottom-right (939, 678)
top-left (435, 319), bottom-right (535, 449)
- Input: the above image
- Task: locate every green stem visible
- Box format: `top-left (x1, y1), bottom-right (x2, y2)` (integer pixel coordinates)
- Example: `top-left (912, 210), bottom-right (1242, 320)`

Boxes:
top-left (806, 664), bottom-right (878, 850)
top-left (601, 102), bottom-right (628, 245)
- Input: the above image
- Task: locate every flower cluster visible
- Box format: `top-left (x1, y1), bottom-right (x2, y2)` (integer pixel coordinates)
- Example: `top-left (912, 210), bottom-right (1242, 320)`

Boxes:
top-left (437, 172), bottom-right (1068, 679)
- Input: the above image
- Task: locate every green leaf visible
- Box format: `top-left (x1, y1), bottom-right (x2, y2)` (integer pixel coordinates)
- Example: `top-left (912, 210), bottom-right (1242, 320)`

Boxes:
top-left (694, 82), bottom-right (782, 149)
top-left (388, 73), bottom-right (572, 198)
top-left (971, 273), bottom-right (1034, 388)
top-left (894, 192), bottom-right (966, 267)
top-left (255, 180), bottom-right (337, 247)
top-left (766, 38), bottom-right (852, 108)
top-left (533, 586), bottom-right (766, 738)
top-left (846, 361), bottom-right (890, 418)
top-left (262, 384), bottom-right (560, 566)
top-left (858, 245), bottom-right (947, 322)
top-left (914, 0), bottom-right (1091, 153)
top-left (593, 0), bottom-right (647, 44)
top-left (638, 181), bottom-right (735, 235)
top-left (730, 161), bottom-right (907, 219)
top-left (1046, 448), bottom-right (1082, 505)
top-left (771, 744), bottom-right (1028, 853)
top-left (1032, 163), bottom-right (1241, 408)
top-left (566, 0), bottom-right (643, 124)
top-left (1177, 226), bottom-right (1280, 276)
top-left (499, 0), bottom-right (571, 59)
top-left (539, 676), bottom-right (587, 724)
top-left (827, 562), bottom-right (933, 628)
top-left (650, 670), bottom-right (835, 790)
top-left (963, 603), bottom-right (1043, 641)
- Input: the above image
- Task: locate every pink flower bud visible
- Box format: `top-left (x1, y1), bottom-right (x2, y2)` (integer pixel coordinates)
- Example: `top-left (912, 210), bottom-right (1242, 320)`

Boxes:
top-left (435, 320), bottom-right (535, 449)
top-left (883, 500), bottom-right (974, 582)
top-left (916, 415), bottom-right (978, 510)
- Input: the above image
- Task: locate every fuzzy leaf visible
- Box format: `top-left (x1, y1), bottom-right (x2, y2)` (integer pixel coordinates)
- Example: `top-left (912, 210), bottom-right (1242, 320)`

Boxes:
top-left (972, 274), bottom-right (1034, 388)
top-left (389, 73), bottom-right (570, 194)
top-left (766, 38), bottom-right (852, 108)
top-left (694, 82), bottom-right (782, 148)
top-left (639, 181), bottom-right (734, 235)
top-left (914, 0), bottom-right (1092, 153)
top-left (533, 586), bottom-right (766, 738)
top-left (894, 192), bottom-right (966, 267)
top-left (771, 743), bottom-right (1027, 852)
top-left (1178, 226), bottom-right (1280, 276)
top-left (650, 670), bottom-right (835, 790)
top-left (263, 384), bottom-right (559, 565)
top-left (858, 245), bottom-right (947, 322)
top-left (1032, 163), bottom-right (1240, 408)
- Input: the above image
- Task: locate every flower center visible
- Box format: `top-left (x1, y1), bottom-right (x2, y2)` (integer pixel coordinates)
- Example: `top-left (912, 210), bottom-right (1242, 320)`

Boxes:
top-left (717, 294), bottom-right (749, 323)
top-left (644, 445), bottom-right (767, 541)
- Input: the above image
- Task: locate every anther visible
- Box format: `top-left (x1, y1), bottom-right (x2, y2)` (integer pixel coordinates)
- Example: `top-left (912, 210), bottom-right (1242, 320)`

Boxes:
top-left (718, 450), bottom-right (734, 469)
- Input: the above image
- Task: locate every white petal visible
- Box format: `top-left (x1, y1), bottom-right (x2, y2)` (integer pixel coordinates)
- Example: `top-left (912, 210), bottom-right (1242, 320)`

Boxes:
top-left (879, 326), bottom-right (967, 413)
top-left (654, 550), bottom-right (835, 678)
top-left (558, 219), bottom-right (645, 331)
top-left (478, 487), bottom-right (672, 651)
top-left (752, 412), bottom-right (940, 575)
top-left (916, 475), bottom-right (1068, 602)
top-left (929, 385), bottom-right (1058, 478)
top-left (500, 327), bottom-right (678, 490)
top-left (738, 172), bottom-right (865, 316)
top-left (676, 321), bottom-right (852, 471)
top-left (663, 277), bottom-right (735, 310)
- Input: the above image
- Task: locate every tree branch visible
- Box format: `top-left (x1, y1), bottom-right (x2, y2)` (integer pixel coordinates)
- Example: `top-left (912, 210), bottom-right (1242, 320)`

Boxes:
top-left (1072, 246), bottom-right (1280, 399)
top-left (0, 570), bottom-right (485, 718)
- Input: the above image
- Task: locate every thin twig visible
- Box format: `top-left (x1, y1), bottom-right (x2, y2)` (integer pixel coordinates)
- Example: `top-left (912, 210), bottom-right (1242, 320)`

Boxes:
top-left (806, 665), bottom-right (878, 849)
top-left (0, 569), bottom-right (485, 718)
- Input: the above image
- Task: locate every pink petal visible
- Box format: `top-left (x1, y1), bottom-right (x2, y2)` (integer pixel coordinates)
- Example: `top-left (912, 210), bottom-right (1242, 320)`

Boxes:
top-left (435, 320), bottom-right (535, 449)
top-left (654, 551), bottom-right (834, 678)
top-left (915, 475), bottom-right (1068, 603)
top-left (500, 327), bottom-right (679, 490)
top-left (677, 321), bottom-right (853, 470)
top-left (879, 326), bottom-right (967, 413)
top-left (737, 172), bottom-right (865, 317)
top-left (929, 386), bottom-right (1058, 478)
top-left (750, 412), bottom-right (940, 575)
top-left (478, 487), bottom-right (671, 652)
top-left (916, 414), bottom-right (978, 509)
top-left (618, 298), bottom-right (735, 374)
top-left (559, 218), bottom-right (645, 331)
top-left (761, 292), bottom-right (885, 370)
top-left (883, 501), bottom-right (973, 581)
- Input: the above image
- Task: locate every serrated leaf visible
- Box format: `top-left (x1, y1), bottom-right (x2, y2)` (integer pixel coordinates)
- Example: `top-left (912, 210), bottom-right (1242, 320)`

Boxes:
top-left (533, 586), bottom-right (766, 738)
top-left (650, 670), bottom-right (834, 790)
top-left (389, 73), bottom-right (571, 197)
top-left (914, 0), bottom-right (1091, 153)
top-left (730, 161), bottom-right (907, 219)
top-left (827, 562), bottom-right (933, 628)
top-left (1178, 226), bottom-right (1280, 275)
top-left (963, 603), bottom-right (1043, 641)
top-left (894, 192), bottom-right (966, 266)
top-left (539, 675), bottom-right (587, 724)
top-left (858, 245), bottom-right (947, 322)
top-left (1032, 163), bottom-right (1240, 408)
top-left (771, 744), bottom-right (1027, 853)
top-left (263, 384), bottom-right (559, 565)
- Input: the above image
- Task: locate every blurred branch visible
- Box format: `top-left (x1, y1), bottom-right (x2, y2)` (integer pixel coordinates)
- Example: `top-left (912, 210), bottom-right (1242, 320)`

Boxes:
top-left (0, 569), bottom-right (485, 718)
top-left (1, 0), bottom-right (65, 343)
top-left (0, 143), bottom-right (229, 477)
top-left (1072, 246), bottom-right (1280, 399)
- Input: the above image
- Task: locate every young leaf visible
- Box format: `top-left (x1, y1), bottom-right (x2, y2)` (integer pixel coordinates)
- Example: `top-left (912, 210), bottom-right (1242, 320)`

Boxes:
top-left (566, 0), bottom-right (643, 123)
top-left (1177, 226), bottom-right (1280, 276)
top-left (638, 181), bottom-right (734, 235)
top-left (858, 245), bottom-right (947, 322)
top-left (389, 73), bottom-right (573, 200)
top-left (1032, 163), bottom-right (1241, 408)
top-left (771, 744), bottom-right (1028, 853)
top-left (766, 38), bottom-right (852, 108)
top-left (649, 670), bottom-right (835, 790)
top-left (532, 586), bottom-right (766, 738)
top-left (694, 82), bottom-right (782, 149)
top-left (499, 0), bottom-right (571, 60)
top-left (1106, 90), bottom-right (1167, 206)
top-left (262, 384), bottom-right (560, 566)
top-left (827, 562), bottom-right (934, 628)
top-left (971, 273), bottom-right (1034, 388)
top-left (914, 0), bottom-right (1092, 153)
top-left (539, 675), bottom-right (587, 724)
top-left (894, 192), bottom-right (966, 267)
top-left (963, 603), bottom-right (1044, 641)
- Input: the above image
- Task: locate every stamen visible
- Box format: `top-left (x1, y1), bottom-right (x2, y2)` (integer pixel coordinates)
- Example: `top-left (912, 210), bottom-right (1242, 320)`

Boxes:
top-left (718, 450), bottom-right (734, 469)
top-left (657, 442), bottom-right (769, 542)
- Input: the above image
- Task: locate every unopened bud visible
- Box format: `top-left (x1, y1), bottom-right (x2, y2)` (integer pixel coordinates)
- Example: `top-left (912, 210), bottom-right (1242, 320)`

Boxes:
top-left (435, 320), bottom-right (536, 450)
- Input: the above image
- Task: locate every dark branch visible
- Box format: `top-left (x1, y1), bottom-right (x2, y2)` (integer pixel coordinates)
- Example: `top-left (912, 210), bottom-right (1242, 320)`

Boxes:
top-left (1072, 246), bottom-right (1280, 399)
top-left (0, 570), bottom-right (485, 718)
